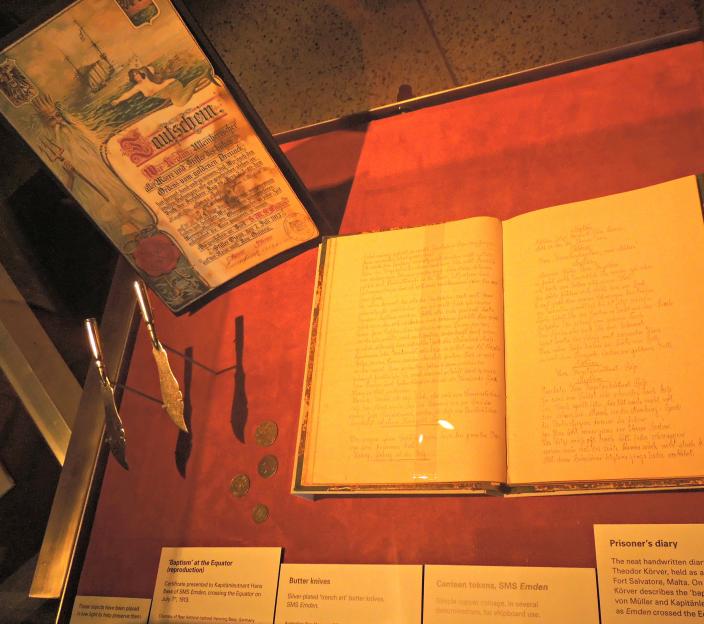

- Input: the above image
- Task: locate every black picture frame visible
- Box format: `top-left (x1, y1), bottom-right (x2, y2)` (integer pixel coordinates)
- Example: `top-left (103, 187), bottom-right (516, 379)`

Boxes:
top-left (0, 0), bottom-right (332, 314)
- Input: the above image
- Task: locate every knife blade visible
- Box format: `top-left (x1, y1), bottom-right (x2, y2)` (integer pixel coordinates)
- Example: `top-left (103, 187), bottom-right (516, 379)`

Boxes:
top-left (85, 318), bottom-right (129, 469)
top-left (133, 280), bottom-right (187, 432)
top-left (99, 379), bottom-right (129, 470)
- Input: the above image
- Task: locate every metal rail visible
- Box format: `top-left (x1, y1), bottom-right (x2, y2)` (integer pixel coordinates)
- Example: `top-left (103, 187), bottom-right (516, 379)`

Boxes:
top-left (30, 258), bottom-right (137, 604)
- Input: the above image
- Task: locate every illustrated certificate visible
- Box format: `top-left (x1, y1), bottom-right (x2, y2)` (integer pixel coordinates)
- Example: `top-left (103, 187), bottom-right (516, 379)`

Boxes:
top-left (423, 565), bottom-right (599, 623)
top-left (0, 0), bottom-right (319, 311)
top-left (594, 524), bottom-right (704, 623)
top-left (70, 596), bottom-right (151, 623)
top-left (275, 563), bottom-right (422, 624)
top-left (149, 546), bottom-right (281, 624)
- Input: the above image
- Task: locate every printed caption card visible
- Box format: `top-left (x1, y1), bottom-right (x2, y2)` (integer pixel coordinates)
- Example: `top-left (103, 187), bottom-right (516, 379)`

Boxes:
top-left (424, 565), bottom-right (598, 623)
top-left (275, 563), bottom-right (422, 623)
top-left (594, 524), bottom-right (704, 623)
top-left (149, 547), bottom-right (281, 624)
top-left (70, 596), bottom-right (151, 623)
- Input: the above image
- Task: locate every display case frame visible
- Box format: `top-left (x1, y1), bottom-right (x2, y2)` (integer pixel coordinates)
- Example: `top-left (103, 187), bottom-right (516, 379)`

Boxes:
top-left (28, 27), bottom-right (704, 623)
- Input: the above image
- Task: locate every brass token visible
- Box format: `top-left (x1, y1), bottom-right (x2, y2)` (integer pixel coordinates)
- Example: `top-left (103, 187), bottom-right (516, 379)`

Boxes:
top-left (255, 420), bottom-right (278, 447)
top-left (229, 473), bottom-right (250, 497)
top-left (252, 503), bottom-right (269, 524)
top-left (257, 454), bottom-right (278, 479)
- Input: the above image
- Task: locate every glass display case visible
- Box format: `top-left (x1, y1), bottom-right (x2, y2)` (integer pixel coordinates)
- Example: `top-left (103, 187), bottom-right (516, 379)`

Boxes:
top-left (44, 35), bottom-right (704, 623)
top-left (1, 2), bottom-right (703, 623)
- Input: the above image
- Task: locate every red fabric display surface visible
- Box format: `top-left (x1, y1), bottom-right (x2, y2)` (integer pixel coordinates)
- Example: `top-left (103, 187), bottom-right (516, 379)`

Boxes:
top-left (79, 43), bottom-right (704, 598)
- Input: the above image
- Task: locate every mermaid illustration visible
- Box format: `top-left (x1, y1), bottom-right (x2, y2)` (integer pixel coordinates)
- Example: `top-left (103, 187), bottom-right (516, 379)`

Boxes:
top-left (31, 91), bottom-right (153, 242)
top-left (111, 65), bottom-right (211, 108)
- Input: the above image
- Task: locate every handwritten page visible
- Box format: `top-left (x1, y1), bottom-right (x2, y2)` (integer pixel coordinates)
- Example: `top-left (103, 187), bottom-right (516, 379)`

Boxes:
top-left (149, 547), bottom-right (281, 624)
top-left (503, 177), bottom-right (704, 484)
top-left (301, 217), bottom-right (506, 487)
top-left (424, 565), bottom-right (598, 623)
top-left (594, 524), bottom-right (704, 623)
top-left (71, 596), bottom-right (151, 623)
top-left (275, 563), bottom-right (421, 623)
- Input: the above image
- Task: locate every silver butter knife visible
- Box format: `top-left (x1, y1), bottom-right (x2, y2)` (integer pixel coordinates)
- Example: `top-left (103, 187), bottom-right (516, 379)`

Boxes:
top-left (85, 318), bottom-right (128, 470)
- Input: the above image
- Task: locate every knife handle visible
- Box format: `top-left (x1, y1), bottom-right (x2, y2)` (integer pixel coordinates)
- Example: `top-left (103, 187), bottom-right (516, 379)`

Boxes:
top-left (85, 317), bottom-right (109, 385)
top-left (133, 279), bottom-right (159, 349)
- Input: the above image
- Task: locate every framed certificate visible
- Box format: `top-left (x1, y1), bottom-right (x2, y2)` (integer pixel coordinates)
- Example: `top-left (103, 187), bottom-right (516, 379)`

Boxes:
top-left (0, 0), bottom-right (329, 312)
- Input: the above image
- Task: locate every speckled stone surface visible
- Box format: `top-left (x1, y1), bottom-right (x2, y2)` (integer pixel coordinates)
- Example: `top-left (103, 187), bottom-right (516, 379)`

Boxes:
top-left (421, 0), bottom-right (700, 85)
top-left (188, 0), bottom-right (452, 133)
top-left (187, 0), bottom-right (700, 132)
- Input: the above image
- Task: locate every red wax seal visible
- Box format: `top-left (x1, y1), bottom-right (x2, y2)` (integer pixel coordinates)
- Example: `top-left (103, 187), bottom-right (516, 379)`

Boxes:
top-left (133, 233), bottom-right (180, 277)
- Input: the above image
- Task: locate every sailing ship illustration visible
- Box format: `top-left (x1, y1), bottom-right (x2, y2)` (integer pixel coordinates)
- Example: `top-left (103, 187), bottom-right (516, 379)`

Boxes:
top-left (62, 19), bottom-right (115, 92)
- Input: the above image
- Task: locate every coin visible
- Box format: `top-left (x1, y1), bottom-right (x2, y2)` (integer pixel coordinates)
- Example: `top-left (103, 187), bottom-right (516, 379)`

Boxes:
top-left (229, 473), bottom-right (250, 497)
top-left (252, 503), bottom-right (269, 524)
top-left (255, 420), bottom-right (278, 447)
top-left (257, 454), bottom-right (278, 479)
